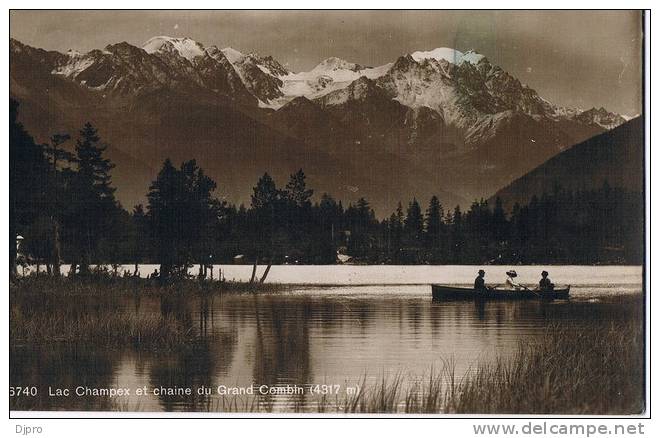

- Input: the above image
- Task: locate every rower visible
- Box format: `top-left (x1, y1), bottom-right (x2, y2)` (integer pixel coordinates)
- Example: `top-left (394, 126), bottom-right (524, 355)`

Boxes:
top-left (539, 270), bottom-right (555, 291)
top-left (474, 269), bottom-right (488, 293)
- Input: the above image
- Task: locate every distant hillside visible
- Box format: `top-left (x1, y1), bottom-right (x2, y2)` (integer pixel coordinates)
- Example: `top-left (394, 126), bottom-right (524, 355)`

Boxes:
top-left (490, 116), bottom-right (643, 210)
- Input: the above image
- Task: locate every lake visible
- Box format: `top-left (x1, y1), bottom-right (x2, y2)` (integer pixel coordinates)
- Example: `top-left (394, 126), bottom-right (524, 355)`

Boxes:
top-left (10, 265), bottom-right (644, 412)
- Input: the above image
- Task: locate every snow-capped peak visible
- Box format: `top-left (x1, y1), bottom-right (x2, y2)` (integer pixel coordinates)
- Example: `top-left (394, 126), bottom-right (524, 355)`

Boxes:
top-left (411, 48), bottom-right (464, 63)
top-left (460, 50), bottom-right (486, 64)
top-left (574, 107), bottom-right (627, 130)
top-left (311, 57), bottom-right (363, 73)
top-left (410, 47), bottom-right (485, 65)
top-left (267, 57), bottom-right (392, 109)
top-left (143, 36), bottom-right (206, 61)
top-left (221, 47), bottom-right (245, 63)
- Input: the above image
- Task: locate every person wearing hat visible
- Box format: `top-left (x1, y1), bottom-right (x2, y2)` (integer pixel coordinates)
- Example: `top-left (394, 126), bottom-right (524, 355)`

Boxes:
top-left (474, 269), bottom-right (488, 293)
top-left (539, 271), bottom-right (555, 291)
top-left (505, 270), bottom-right (523, 290)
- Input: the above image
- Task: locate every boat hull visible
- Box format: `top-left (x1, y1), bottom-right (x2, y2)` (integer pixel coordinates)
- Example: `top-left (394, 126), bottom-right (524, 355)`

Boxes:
top-left (431, 284), bottom-right (570, 301)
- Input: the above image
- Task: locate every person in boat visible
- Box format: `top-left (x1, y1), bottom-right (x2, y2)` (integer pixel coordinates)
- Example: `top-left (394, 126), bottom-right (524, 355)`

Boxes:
top-left (504, 270), bottom-right (523, 290)
top-left (539, 271), bottom-right (555, 291)
top-left (474, 269), bottom-right (488, 293)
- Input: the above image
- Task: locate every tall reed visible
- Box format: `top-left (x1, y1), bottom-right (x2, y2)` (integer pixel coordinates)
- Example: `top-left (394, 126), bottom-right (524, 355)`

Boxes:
top-left (311, 320), bottom-right (644, 415)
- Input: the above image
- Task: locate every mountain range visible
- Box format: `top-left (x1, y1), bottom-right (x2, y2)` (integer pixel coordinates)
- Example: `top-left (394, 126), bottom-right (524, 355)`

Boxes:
top-left (9, 36), bottom-right (633, 215)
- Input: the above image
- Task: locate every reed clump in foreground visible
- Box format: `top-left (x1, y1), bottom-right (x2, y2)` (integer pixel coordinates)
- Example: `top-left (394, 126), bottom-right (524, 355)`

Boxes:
top-left (10, 311), bottom-right (193, 349)
top-left (10, 274), bottom-right (285, 349)
top-left (451, 319), bottom-right (644, 414)
top-left (10, 273), bottom-right (291, 297)
top-left (322, 319), bottom-right (643, 415)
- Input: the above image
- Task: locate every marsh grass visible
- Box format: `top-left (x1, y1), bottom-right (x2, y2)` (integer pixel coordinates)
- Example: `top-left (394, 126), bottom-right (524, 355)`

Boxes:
top-left (312, 320), bottom-right (644, 415)
top-left (11, 274), bottom-right (292, 298)
top-left (450, 319), bottom-right (644, 414)
top-left (304, 319), bottom-right (642, 415)
top-left (10, 311), bottom-right (193, 348)
top-left (194, 317), bottom-right (642, 415)
top-left (10, 275), bottom-right (290, 348)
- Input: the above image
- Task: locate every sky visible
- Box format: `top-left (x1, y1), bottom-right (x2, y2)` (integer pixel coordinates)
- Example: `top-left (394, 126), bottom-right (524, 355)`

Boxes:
top-left (10, 10), bottom-right (643, 115)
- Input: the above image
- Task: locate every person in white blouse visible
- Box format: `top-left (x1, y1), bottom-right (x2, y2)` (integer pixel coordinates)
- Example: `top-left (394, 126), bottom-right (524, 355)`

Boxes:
top-left (504, 270), bottom-right (523, 290)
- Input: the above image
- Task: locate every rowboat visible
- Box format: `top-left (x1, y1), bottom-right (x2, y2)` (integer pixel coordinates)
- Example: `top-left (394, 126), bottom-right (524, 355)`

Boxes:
top-left (431, 284), bottom-right (570, 301)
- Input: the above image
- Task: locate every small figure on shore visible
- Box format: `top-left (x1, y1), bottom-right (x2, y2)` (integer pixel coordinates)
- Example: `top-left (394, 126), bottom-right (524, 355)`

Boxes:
top-left (505, 270), bottom-right (523, 290)
top-left (539, 270), bottom-right (555, 291)
top-left (474, 269), bottom-right (487, 293)
top-left (150, 268), bottom-right (159, 279)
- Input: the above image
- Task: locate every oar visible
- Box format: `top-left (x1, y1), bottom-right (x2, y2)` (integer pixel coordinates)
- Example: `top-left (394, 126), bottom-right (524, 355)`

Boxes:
top-left (521, 284), bottom-right (542, 297)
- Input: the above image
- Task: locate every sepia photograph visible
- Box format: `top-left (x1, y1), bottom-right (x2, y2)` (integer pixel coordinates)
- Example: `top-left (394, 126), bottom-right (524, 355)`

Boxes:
top-left (8, 9), bottom-right (647, 420)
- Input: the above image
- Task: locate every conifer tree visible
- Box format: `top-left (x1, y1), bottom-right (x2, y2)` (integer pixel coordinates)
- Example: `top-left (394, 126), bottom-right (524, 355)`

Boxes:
top-left (425, 195), bottom-right (444, 261)
top-left (43, 133), bottom-right (73, 276)
top-left (284, 168), bottom-right (313, 208)
top-left (146, 159), bottom-right (221, 281)
top-left (251, 173), bottom-right (279, 210)
top-left (68, 122), bottom-right (117, 274)
top-left (404, 198), bottom-right (424, 247)
top-left (9, 99), bottom-right (50, 276)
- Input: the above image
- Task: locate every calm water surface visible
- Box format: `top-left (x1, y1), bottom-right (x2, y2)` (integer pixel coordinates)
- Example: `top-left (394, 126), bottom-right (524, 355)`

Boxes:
top-left (11, 265), bottom-right (643, 412)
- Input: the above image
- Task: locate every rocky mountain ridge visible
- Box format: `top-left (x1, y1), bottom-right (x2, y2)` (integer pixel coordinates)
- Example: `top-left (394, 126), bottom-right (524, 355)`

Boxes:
top-left (10, 36), bottom-right (632, 215)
